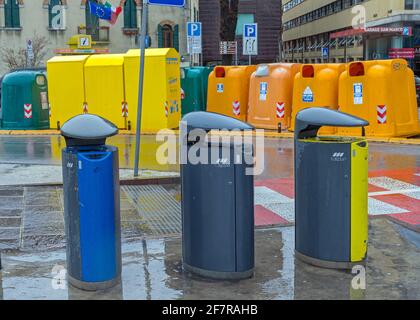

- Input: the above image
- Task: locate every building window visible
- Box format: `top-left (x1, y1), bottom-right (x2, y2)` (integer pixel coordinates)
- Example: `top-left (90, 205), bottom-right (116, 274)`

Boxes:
top-left (85, 0), bottom-right (99, 41)
top-left (4, 0), bottom-right (21, 28)
top-left (158, 23), bottom-right (179, 52)
top-left (124, 0), bottom-right (137, 29)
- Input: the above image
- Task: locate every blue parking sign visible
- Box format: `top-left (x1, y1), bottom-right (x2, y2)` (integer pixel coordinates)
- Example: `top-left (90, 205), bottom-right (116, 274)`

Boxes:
top-left (244, 24), bottom-right (257, 37)
top-left (148, 0), bottom-right (185, 7)
top-left (188, 22), bottom-right (201, 37)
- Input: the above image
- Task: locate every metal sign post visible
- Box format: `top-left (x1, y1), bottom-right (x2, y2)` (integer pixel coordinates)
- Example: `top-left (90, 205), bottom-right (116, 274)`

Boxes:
top-left (134, 0), bottom-right (185, 177)
top-left (243, 23), bottom-right (258, 65)
top-left (133, 0), bottom-right (149, 177)
top-left (187, 22), bottom-right (202, 67)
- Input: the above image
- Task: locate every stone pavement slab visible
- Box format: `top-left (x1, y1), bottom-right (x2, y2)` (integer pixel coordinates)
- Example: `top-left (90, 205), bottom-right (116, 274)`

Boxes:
top-left (0, 218), bottom-right (418, 300)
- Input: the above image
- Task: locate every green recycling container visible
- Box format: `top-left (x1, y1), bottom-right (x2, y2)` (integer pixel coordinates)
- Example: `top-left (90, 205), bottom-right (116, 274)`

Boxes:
top-left (181, 66), bottom-right (213, 116)
top-left (0, 71), bottom-right (50, 130)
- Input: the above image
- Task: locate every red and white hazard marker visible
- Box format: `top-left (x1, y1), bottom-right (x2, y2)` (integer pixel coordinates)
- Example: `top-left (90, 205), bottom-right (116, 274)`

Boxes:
top-left (83, 103), bottom-right (89, 114)
top-left (377, 105), bottom-right (387, 124)
top-left (165, 102), bottom-right (169, 118)
top-left (121, 102), bottom-right (128, 117)
top-left (181, 88), bottom-right (185, 100)
top-left (232, 101), bottom-right (241, 116)
top-left (276, 102), bottom-right (285, 119)
top-left (24, 104), bottom-right (32, 119)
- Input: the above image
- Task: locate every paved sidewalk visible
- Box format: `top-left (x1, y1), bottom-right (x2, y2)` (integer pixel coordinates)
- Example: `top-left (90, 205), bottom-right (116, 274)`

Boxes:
top-left (0, 218), bottom-right (419, 300)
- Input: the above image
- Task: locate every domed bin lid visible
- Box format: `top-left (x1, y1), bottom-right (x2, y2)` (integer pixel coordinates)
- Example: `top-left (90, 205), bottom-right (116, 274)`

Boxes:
top-left (61, 114), bottom-right (118, 147)
top-left (295, 108), bottom-right (369, 140)
top-left (182, 111), bottom-right (254, 134)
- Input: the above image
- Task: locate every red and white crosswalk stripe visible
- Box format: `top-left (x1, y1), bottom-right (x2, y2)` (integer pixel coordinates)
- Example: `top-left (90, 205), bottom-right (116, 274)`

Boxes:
top-left (83, 103), bottom-right (88, 114)
top-left (377, 105), bottom-right (387, 124)
top-left (276, 102), bottom-right (285, 119)
top-left (24, 104), bottom-right (32, 119)
top-left (121, 102), bottom-right (128, 117)
top-left (164, 102), bottom-right (169, 118)
top-left (232, 101), bottom-right (241, 116)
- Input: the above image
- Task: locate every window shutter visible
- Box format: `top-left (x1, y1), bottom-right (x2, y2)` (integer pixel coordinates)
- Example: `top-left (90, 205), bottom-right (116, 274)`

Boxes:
top-left (4, 0), bottom-right (13, 28)
top-left (124, 0), bottom-right (137, 29)
top-left (173, 24), bottom-right (179, 52)
top-left (11, 0), bottom-right (20, 28)
top-left (123, 0), bottom-right (130, 28)
top-left (157, 24), bottom-right (164, 48)
top-left (85, 0), bottom-right (99, 40)
top-left (130, 0), bottom-right (137, 28)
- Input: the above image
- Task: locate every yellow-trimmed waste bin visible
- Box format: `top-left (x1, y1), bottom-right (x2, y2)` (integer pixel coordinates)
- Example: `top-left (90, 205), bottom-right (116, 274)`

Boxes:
top-left (207, 66), bottom-right (256, 122)
top-left (290, 64), bottom-right (346, 134)
top-left (248, 63), bottom-right (301, 130)
top-left (337, 59), bottom-right (420, 138)
top-left (84, 54), bottom-right (127, 130)
top-left (47, 55), bottom-right (90, 129)
top-left (294, 108), bottom-right (369, 269)
top-left (124, 48), bottom-right (181, 133)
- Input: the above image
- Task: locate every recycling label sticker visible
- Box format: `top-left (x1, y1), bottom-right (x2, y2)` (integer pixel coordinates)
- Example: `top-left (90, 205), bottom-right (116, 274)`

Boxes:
top-left (217, 83), bottom-right (224, 93)
top-left (302, 86), bottom-right (314, 103)
top-left (260, 82), bottom-right (268, 101)
top-left (353, 83), bottom-right (363, 105)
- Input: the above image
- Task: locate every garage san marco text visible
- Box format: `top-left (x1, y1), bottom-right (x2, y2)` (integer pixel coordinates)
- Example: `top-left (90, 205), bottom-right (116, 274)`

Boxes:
top-left (162, 304), bottom-right (259, 317)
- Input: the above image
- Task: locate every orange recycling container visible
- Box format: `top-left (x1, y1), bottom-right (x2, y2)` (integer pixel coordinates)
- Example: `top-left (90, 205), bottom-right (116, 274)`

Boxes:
top-left (207, 65), bottom-right (256, 122)
top-left (248, 63), bottom-right (301, 130)
top-left (290, 64), bottom-right (346, 134)
top-left (337, 60), bottom-right (420, 138)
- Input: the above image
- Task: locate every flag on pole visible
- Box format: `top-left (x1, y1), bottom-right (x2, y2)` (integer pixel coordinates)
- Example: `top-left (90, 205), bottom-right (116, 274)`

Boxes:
top-left (88, 1), bottom-right (122, 25)
top-left (109, 6), bottom-right (123, 25)
top-left (88, 1), bottom-right (112, 21)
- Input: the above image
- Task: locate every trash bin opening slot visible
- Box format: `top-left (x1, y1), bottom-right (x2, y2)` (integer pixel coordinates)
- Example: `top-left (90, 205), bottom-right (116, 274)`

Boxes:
top-left (302, 65), bottom-right (315, 78)
top-left (215, 67), bottom-right (226, 78)
top-left (349, 62), bottom-right (365, 77)
top-left (78, 151), bottom-right (112, 161)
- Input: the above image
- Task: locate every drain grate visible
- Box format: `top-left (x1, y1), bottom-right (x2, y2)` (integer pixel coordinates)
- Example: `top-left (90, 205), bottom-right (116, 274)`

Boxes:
top-left (122, 185), bottom-right (182, 236)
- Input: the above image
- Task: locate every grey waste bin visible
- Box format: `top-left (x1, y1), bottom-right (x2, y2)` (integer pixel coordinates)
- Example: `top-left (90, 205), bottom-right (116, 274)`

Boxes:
top-left (61, 114), bottom-right (122, 291)
top-left (294, 107), bottom-right (369, 269)
top-left (181, 111), bottom-right (255, 280)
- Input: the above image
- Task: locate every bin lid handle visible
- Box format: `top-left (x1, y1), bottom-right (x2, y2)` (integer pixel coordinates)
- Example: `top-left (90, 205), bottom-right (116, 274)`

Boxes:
top-left (295, 107), bottom-right (369, 139)
top-left (181, 111), bottom-right (254, 133)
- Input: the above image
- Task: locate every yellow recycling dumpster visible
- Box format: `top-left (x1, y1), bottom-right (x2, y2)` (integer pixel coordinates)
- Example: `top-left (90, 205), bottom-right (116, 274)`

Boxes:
top-left (84, 54), bottom-right (127, 129)
top-left (290, 64), bottom-right (345, 134)
top-left (207, 65), bottom-right (256, 122)
top-left (47, 55), bottom-right (90, 129)
top-left (248, 63), bottom-right (301, 130)
top-left (124, 48), bottom-right (181, 133)
top-left (337, 60), bottom-right (420, 138)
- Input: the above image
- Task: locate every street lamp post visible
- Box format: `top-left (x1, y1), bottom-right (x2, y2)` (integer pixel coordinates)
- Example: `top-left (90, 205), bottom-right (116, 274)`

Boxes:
top-left (134, 0), bottom-right (149, 177)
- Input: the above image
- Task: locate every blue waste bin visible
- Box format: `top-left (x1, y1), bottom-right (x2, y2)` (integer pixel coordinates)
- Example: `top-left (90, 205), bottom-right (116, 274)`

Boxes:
top-left (61, 114), bottom-right (121, 291)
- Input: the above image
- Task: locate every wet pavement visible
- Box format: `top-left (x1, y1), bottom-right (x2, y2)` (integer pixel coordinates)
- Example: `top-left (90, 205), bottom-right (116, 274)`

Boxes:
top-left (0, 134), bottom-right (419, 184)
top-left (0, 134), bottom-right (419, 299)
top-left (0, 218), bottom-right (419, 300)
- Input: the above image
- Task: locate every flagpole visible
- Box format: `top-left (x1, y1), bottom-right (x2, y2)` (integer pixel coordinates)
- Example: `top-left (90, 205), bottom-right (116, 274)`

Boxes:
top-left (134, 0), bottom-right (149, 177)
